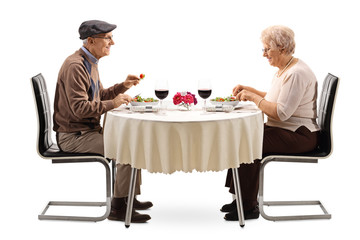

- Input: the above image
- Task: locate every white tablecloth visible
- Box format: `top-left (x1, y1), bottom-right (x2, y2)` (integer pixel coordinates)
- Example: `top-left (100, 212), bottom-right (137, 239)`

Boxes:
top-left (104, 104), bottom-right (263, 173)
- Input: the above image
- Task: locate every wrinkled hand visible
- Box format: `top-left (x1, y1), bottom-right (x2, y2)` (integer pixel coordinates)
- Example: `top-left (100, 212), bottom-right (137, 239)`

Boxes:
top-left (235, 89), bottom-right (256, 102)
top-left (113, 94), bottom-right (133, 108)
top-left (232, 84), bottom-right (246, 96)
top-left (123, 74), bottom-right (140, 88)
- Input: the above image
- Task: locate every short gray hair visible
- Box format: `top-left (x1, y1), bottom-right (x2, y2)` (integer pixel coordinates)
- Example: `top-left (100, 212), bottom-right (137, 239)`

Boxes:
top-left (261, 25), bottom-right (295, 55)
top-left (83, 38), bottom-right (88, 45)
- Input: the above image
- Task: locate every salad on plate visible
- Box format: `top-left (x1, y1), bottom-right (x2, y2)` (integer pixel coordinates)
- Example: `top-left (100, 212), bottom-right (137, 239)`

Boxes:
top-left (131, 95), bottom-right (159, 106)
top-left (210, 95), bottom-right (239, 106)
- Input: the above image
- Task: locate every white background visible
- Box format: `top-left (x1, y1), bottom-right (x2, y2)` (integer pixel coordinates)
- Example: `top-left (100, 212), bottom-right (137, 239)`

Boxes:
top-left (1, 0), bottom-right (359, 239)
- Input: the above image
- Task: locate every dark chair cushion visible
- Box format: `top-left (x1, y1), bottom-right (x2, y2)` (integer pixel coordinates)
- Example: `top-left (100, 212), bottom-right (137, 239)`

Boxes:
top-left (42, 143), bottom-right (104, 159)
top-left (263, 148), bottom-right (329, 159)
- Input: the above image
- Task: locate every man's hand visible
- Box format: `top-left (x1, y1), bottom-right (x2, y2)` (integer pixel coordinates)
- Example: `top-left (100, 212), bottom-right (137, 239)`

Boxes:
top-left (113, 93), bottom-right (132, 108)
top-left (124, 74), bottom-right (140, 88)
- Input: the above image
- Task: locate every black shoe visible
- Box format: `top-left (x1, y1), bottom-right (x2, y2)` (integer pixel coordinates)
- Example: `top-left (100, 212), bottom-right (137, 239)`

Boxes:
top-left (107, 207), bottom-right (151, 223)
top-left (220, 200), bottom-right (236, 213)
top-left (224, 205), bottom-right (259, 221)
top-left (109, 197), bottom-right (151, 223)
top-left (133, 198), bottom-right (153, 210)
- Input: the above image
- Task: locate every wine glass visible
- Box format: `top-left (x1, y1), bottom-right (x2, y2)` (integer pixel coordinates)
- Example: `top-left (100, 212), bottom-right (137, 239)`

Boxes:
top-left (155, 79), bottom-right (169, 112)
top-left (198, 79), bottom-right (212, 111)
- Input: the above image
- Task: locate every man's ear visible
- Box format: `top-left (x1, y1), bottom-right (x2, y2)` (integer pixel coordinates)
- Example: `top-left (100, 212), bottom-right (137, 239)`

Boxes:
top-left (88, 37), bottom-right (95, 45)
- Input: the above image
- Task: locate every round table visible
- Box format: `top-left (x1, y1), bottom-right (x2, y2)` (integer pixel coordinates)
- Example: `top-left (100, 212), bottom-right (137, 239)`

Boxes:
top-left (104, 104), bottom-right (264, 227)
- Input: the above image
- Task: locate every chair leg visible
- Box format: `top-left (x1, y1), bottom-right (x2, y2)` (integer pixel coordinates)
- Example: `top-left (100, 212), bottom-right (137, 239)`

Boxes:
top-left (112, 159), bottom-right (116, 195)
top-left (259, 158), bottom-right (331, 221)
top-left (38, 158), bottom-right (111, 222)
top-left (38, 200), bottom-right (111, 221)
top-left (259, 200), bottom-right (331, 221)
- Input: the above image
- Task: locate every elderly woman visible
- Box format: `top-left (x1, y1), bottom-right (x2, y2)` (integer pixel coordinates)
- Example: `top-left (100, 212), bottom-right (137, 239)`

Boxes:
top-left (222, 25), bottom-right (320, 221)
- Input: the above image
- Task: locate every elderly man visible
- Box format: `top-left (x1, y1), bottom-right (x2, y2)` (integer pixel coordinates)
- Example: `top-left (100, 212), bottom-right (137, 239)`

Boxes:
top-left (53, 20), bottom-right (152, 223)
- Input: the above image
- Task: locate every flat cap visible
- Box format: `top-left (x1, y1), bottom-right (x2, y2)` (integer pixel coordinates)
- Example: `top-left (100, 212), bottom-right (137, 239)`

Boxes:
top-left (79, 20), bottom-right (117, 40)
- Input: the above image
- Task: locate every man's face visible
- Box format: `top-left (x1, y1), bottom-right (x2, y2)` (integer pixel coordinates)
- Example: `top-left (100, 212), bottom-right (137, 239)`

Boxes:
top-left (88, 32), bottom-right (114, 59)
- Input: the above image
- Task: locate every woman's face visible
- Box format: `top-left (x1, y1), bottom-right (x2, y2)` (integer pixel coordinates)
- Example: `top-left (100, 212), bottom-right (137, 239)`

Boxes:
top-left (262, 43), bottom-right (282, 68)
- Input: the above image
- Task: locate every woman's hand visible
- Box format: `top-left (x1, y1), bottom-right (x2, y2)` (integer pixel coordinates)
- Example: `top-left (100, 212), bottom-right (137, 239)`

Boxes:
top-left (233, 84), bottom-right (257, 102)
top-left (123, 74), bottom-right (140, 88)
top-left (236, 89), bottom-right (257, 102)
top-left (232, 84), bottom-right (246, 96)
top-left (232, 84), bottom-right (267, 99)
top-left (232, 84), bottom-right (279, 120)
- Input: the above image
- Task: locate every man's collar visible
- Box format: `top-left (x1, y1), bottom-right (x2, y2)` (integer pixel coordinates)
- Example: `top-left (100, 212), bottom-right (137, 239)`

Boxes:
top-left (81, 46), bottom-right (99, 64)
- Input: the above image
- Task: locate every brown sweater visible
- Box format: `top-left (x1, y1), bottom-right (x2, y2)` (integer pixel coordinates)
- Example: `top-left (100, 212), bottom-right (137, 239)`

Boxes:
top-left (53, 48), bottom-right (128, 133)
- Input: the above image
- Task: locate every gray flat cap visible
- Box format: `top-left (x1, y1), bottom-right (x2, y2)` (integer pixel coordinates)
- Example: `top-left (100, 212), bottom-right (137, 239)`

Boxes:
top-left (79, 20), bottom-right (117, 40)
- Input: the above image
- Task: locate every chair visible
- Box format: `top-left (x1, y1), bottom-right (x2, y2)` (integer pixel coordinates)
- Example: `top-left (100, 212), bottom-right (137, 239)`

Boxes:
top-left (259, 73), bottom-right (339, 221)
top-left (31, 73), bottom-right (116, 221)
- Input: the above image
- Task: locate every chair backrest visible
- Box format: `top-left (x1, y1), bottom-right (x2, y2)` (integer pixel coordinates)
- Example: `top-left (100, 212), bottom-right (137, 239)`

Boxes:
top-left (317, 73), bottom-right (339, 155)
top-left (31, 73), bottom-right (55, 156)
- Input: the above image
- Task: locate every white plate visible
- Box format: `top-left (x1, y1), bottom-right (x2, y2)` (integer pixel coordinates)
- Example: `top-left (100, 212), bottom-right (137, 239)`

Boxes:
top-left (210, 100), bottom-right (239, 106)
top-left (130, 101), bottom-right (159, 106)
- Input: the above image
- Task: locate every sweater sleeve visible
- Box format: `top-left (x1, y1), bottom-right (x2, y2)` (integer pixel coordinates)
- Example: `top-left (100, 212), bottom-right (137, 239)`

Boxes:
top-left (276, 72), bottom-right (307, 121)
top-left (99, 81), bottom-right (129, 100)
top-left (65, 63), bottom-right (115, 119)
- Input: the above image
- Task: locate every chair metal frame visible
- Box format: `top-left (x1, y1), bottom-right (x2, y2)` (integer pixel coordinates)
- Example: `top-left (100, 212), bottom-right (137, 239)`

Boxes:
top-left (31, 73), bottom-right (116, 222)
top-left (259, 73), bottom-right (339, 221)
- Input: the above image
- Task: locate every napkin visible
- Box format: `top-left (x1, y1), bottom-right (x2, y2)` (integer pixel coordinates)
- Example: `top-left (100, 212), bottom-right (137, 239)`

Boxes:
top-left (206, 105), bottom-right (234, 112)
top-left (130, 105), bottom-right (159, 113)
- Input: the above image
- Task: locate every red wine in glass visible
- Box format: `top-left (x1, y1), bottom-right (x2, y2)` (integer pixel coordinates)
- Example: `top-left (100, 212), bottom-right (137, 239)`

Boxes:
top-left (155, 89), bottom-right (169, 100)
top-left (198, 80), bottom-right (212, 111)
top-left (198, 89), bottom-right (212, 99)
top-left (155, 80), bottom-right (169, 113)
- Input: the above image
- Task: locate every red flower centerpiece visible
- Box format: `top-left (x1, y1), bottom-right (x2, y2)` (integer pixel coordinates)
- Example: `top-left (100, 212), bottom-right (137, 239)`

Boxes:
top-left (173, 91), bottom-right (198, 110)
